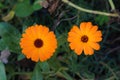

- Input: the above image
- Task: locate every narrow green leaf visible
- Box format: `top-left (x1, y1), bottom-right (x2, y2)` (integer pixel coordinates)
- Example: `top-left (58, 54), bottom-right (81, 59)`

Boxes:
top-left (56, 71), bottom-right (73, 80)
top-left (0, 39), bottom-right (6, 50)
top-left (31, 62), bottom-right (43, 80)
top-left (57, 33), bottom-right (67, 47)
top-left (95, 15), bottom-right (109, 26)
top-left (82, 71), bottom-right (95, 79)
top-left (17, 54), bottom-right (25, 61)
top-left (39, 62), bottom-right (50, 72)
top-left (0, 61), bottom-right (7, 80)
top-left (0, 2), bottom-right (4, 9)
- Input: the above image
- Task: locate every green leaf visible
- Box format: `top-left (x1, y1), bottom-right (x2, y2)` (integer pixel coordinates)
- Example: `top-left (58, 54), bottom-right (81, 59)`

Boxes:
top-left (32, 3), bottom-right (42, 11)
top-left (0, 22), bottom-right (21, 53)
top-left (0, 61), bottom-right (7, 80)
top-left (17, 54), bottom-right (25, 61)
top-left (57, 33), bottom-right (67, 47)
top-left (62, 71), bottom-right (73, 80)
top-left (56, 71), bottom-right (73, 80)
top-left (81, 71), bottom-right (95, 79)
top-left (31, 62), bottom-right (43, 80)
top-left (95, 15), bottom-right (109, 26)
top-left (15, 0), bottom-right (34, 17)
top-left (0, 39), bottom-right (6, 50)
top-left (0, 2), bottom-right (4, 9)
top-left (48, 57), bottom-right (62, 71)
top-left (39, 62), bottom-right (50, 72)
top-left (0, 22), bottom-right (20, 37)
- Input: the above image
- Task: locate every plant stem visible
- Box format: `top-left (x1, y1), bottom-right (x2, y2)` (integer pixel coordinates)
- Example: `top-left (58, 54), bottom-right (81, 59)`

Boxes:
top-left (62, 0), bottom-right (120, 17)
top-left (100, 61), bottom-right (118, 80)
top-left (108, 0), bottom-right (116, 10)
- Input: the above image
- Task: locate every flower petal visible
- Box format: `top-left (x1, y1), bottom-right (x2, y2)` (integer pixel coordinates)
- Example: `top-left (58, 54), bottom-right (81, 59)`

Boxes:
top-left (90, 37), bottom-right (102, 42)
top-left (83, 44), bottom-right (94, 55)
top-left (94, 31), bottom-right (102, 37)
top-left (20, 25), bottom-right (57, 62)
top-left (88, 42), bottom-right (100, 50)
top-left (80, 22), bottom-right (87, 34)
top-left (38, 49), bottom-right (46, 62)
top-left (69, 43), bottom-right (75, 50)
top-left (67, 22), bottom-right (102, 56)
top-left (85, 22), bottom-right (92, 34)
top-left (71, 25), bottom-right (81, 34)
top-left (74, 47), bottom-right (83, 55)
top-left (31, 50), bottom-right (39, 62)
top-left (89, 26), bottom-right (98, 34)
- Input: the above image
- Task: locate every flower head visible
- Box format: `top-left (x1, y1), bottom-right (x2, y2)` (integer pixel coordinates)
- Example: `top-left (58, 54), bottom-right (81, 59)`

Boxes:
top-left (68, 22), bottom-right (102, 55)
top-left (20, 25), bottom-right (57, 62)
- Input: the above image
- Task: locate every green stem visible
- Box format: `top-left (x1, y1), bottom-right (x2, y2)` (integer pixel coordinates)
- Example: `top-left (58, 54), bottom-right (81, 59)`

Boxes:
top-left (100, 61), bottom-right (118, 80)
top-left (108, 0), bottom-right (116, 10)
top-left (9, 72), bottom-right (32, 80)
top-left (75, 72), bottom-right (85, 80)
top-left (62, 0), bottom-right (120, 17)
top-left (56, 71), bottom-right (73, 80)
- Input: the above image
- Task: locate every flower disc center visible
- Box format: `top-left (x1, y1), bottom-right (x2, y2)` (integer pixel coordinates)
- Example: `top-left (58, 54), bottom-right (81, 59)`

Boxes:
top-left (34, 39), bottom-right (43, 48)
top-left (81, 35), bottom-right (88, 43)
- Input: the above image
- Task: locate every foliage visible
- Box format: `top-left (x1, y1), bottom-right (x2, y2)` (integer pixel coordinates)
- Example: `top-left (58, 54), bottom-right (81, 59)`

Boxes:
top-left (0, 0), bottom-right (120, 80)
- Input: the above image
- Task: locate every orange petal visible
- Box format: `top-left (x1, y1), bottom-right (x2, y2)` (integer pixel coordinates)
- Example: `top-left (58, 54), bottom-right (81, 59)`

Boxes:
top-left (31, 49), bottom-right (39, 62)
top-left (43, 32), bottom-right (57, 48)
top-left (68, 32), bottom-right (81, 40)
top-left (22, 49), bottom-right (33, 59)
top-left (44, 50), bottom-right (53, 60)
top-left (89, 26), bottom-right (98, 34)
top-left (34, 25), bottom-right (43, 38)
top-left (45, 32), bottom-right (56, 40)
top-left (38, 49), bottom-right (47, 62)
top-left (80, 22), bottom-right (87, 34)
top-left (69, 43), bottom-right (75, 50)
top-left (20, 41), bottom-right (34, 49)
top-left (20, 25), bottom-right (57, 62)
top-left (42, 26), bottom-right (49, 35)
top-left (71, 25), bottom-right (81, 34)
top-left (74, 47), bottom-right (83, 55)
top-left (83, 44), bottom-right (94, 55)
top-left (26, 27), bottom-right (37, 39)
top-left (90, 37), bottom-right (102, 42)
top-left (85, 22), bottom-right (92, 34)
top-left (68, 36), bottom-right (80, 43)
top-left (69, 42), bottom-right (79, 50)
top-left (35, 25), bottom-right (46, 38)
top-left (94, 31), bottom-right (102, 37)
top-left (88, 42), bottom-right (100, 50)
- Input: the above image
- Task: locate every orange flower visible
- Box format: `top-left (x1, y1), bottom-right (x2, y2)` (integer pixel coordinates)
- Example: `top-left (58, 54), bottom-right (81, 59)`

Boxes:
top-left (68, 22), bottom-right (102, 55)
top-left (20, 25), bottom-right (57, 62)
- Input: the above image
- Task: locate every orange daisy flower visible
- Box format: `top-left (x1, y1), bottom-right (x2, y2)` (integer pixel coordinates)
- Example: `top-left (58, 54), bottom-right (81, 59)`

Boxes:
top-left (20, 25), bottom-right (57, 62)
top-left (68, 22), bottom-right (102, 55)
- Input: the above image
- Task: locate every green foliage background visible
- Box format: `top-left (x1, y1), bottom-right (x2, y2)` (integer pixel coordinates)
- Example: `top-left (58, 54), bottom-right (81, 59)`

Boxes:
top-left (0, 0), bottom-right (120, 80)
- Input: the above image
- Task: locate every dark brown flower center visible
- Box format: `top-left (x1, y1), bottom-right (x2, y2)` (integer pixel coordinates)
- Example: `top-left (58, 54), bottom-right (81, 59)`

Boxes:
top-left (81, 35), bottom-right (88, 43)
top-left (34, 39), bottom-right (43, 48)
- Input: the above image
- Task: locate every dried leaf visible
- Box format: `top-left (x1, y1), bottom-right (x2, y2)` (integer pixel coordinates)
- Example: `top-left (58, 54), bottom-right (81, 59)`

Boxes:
top-left (2, 10), bottom-right (15, 22)
top-left (40, 0), bottom-right (49, 8)
top-left (40, 0), bottom-right (60, 14)
top-left (0, 49), bottom-right (11, 64)
top-left (48, 0), bottom-right (60, 14)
